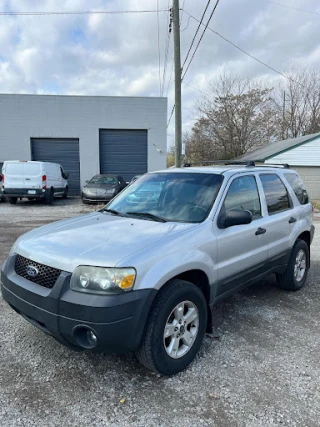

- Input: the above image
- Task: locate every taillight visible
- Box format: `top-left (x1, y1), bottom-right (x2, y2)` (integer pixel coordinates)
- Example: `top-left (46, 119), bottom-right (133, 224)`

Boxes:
top-left (42, 174), bottom-right (47, 189)
top-left (1, 174), bottom-right (4, 189)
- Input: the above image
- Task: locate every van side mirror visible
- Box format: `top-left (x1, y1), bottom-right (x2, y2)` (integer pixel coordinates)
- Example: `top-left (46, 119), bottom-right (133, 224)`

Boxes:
top-left (219, 209), bottom-right (253, 228)
top-left (65, 172), bottom-right (69, 179)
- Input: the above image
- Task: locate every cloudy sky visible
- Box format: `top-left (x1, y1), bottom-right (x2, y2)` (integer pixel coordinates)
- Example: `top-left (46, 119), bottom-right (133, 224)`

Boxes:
top-left (0, 0), bottom-right (320, 146)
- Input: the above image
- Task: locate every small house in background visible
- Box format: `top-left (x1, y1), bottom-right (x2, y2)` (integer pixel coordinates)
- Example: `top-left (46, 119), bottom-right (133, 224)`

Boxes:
top-left (238, 132), bottom-right (320, 199)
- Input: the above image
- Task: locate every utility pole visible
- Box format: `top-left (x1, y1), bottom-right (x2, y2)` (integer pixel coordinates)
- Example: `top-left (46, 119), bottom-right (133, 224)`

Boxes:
top-left (173, 0), bottom-right (182, 167)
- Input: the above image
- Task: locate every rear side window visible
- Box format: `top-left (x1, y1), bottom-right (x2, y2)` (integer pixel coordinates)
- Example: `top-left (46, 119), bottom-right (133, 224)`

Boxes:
top-left (222, 175), bottom-right (261, 218)
top-left (6, 163), bottom-right (23, 175)
top-left (260, 174), bottom-right (290, 214)
top-left (284, 173), bottom-right (309, 205)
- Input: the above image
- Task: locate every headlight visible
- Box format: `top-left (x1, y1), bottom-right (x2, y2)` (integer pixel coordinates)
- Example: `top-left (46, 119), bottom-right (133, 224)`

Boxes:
top-left (70, 266), bottom-right (136, 295)
top-left (105, 189), bottom-right (115, 194)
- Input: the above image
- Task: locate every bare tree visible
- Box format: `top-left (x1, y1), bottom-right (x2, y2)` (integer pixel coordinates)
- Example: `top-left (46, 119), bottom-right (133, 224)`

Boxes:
top-left (275, 67), bottom-right (320, 139)
top-left (185, 72), bottom-right (277, 161)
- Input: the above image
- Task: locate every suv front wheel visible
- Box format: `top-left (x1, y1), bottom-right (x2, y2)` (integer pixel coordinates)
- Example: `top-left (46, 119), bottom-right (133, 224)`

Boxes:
top-left (277, 239), bottom-right (309, 291)
top-left (135, 279), bottom-right (207, 375)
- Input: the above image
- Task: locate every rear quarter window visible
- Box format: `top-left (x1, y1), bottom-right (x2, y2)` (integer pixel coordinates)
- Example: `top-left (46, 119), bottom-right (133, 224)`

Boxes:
top-left (284, 173), bottom-right (309, 205)
top-left (260, 173), bottom-right (291, 214)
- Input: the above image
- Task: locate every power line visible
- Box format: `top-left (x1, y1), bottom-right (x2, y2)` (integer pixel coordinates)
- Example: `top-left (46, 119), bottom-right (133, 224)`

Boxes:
top-left (157, 0), bottom-right (162, 96)
top-left (166, 59), bottom-right (174, 96)
top-left (260, 0), bottom-right (320, 17)
top-left (167, 104), bottom-right (175, 127)
top-left (183, 10), bottom-right (309, 90)
top-left (181, 0), bottom-right (211, 71)
top-left (161, 5), bottom-right (173, 96)
top-left (183, 81), bottom-right (208, 97)
top-left (0, 9), bottom-right (170, 16)
top-left (182, 0), bottom-right (220, 81)
top-left (180, 0), bottom-right (186, 24)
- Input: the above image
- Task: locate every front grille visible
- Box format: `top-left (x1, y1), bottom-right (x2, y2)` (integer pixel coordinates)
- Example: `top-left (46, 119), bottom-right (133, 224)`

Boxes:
top-left (15, 255), bottom-right (61, 289)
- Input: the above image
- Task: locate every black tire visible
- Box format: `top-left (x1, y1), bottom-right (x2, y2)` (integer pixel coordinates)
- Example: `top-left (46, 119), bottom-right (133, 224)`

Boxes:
top-left (46, 189), bottom-right (54, 205)
top-left (135, 279), bottom-right (207, 375)
top-left (277, 239), bottom-right (309, 291)
top-left (62, 187), bottom-right (68, 199)
top-left (8, 197), bottom-right (17, 205)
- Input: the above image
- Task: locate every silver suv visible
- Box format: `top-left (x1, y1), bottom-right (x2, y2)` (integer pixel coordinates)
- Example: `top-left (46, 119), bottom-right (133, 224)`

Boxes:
top-left (1, 162), bottom-right (315, 375)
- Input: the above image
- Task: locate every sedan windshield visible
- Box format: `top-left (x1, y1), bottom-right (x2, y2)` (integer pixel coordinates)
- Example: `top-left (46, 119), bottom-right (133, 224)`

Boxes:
top-left (89, 175), bottom-right (117, 185)
top-left (105, 172), bottom-right (223, 223)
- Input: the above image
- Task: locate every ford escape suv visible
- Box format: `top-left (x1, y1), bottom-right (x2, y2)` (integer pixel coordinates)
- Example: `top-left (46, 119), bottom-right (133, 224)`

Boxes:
top-left (1, 162), bottom-right (315, 375)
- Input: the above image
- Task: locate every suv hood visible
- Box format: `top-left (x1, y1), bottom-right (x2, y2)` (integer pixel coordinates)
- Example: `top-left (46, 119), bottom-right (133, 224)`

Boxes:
top-left (14, 212), bottom-right (196, 272)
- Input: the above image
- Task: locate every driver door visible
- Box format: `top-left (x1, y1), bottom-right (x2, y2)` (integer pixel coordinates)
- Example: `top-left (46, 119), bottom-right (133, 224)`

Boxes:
top-left (213, 174), bottom-right (269, 298)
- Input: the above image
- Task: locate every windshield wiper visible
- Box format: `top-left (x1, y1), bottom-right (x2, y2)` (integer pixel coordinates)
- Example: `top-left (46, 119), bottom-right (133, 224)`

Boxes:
top-left (101, 208), bottom-right (127, 217)
top-left (126, 212), bottom-right (168, 223)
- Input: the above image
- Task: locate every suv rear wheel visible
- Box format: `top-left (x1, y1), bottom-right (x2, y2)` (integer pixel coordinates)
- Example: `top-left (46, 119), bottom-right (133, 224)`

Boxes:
top-left (135, 279), bottom-right (207, 375)
top-left (277, 239), bottom-right (309, 291)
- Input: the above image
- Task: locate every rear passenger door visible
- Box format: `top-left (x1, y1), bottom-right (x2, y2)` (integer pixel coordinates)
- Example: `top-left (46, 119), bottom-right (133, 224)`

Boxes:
top-left (214, 174), bottom-right (269, 297)
top-left (258, 174), bottom-right (293, 267)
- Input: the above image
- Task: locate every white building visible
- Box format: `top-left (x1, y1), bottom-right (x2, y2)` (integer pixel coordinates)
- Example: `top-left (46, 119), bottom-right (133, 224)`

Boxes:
top-left (0, 94), bottom-right (167, 195)
top-left (238, 132), bottom-right (320, 199)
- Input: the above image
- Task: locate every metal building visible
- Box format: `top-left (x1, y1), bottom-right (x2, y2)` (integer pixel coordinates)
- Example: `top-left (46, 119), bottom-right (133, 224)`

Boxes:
top-left (238, 132), bottom-right (320, 199)
top-left (0, 94), bottom-right (167, 195)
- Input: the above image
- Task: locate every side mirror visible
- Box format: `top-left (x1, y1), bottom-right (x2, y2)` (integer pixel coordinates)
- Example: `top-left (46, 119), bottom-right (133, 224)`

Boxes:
top-left (85, 180), bottom-right (89, 183)
top-left (65, 173), bottom-right (69, 179)
top-left (220, 209), bottom-right (253, 228)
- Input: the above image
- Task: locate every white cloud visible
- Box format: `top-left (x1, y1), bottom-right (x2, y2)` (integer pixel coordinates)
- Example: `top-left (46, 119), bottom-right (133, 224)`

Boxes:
top-left (0, 0), bottom-right (319, 140)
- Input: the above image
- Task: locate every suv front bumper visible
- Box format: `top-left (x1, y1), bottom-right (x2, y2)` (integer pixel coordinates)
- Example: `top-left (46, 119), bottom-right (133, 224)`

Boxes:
top-left (1, 256), bottom-right (156, 353)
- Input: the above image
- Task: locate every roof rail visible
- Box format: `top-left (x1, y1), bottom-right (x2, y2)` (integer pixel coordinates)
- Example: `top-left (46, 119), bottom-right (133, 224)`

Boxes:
top-left (183, 160), bottom-right (255, 168)
top-left (252, 161), bottom-right (290, 169)
top-left (183, 160), bottom-right (291, 169)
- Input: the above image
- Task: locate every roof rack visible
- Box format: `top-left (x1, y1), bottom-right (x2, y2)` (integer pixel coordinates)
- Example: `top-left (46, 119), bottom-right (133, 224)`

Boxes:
top-left (183, 160), bottom-right (255, 167)
top-left (252, 160), bottom-right (290, 169)
top-left (183, 160), bottom-right (290, 169)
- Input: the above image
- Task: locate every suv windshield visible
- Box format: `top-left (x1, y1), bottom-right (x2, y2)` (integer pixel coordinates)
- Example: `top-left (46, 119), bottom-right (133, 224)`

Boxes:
top-left (105, 172), bottom-right (223, 223)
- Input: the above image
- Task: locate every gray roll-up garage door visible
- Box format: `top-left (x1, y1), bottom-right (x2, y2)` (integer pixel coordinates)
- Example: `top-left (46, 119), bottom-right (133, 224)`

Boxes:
top-left (99, 129), bottom-right (148, 181)
top-left (31, 138), bottom-right (80, 196)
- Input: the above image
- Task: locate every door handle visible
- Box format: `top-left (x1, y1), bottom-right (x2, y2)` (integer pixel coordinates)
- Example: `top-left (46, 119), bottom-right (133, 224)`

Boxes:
top-left (255, 227), bottom-right (266, 235)
top-left (289, 217), bottom-right (297, 224)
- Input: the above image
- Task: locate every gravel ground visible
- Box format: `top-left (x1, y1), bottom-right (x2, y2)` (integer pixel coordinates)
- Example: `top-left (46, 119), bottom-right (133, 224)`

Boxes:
top-left (0, 198), bottom-right (319, 427)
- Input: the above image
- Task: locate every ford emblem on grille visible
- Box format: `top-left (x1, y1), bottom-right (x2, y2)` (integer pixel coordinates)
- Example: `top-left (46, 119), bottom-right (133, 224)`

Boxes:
top-left (26, 265), bottom-right (39, 278)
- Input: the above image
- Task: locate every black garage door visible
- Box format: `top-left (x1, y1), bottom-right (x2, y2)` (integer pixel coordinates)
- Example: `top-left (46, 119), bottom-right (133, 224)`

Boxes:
top-left (31, 138), bottom-right (80, 196)
top-left (99, 129), bottom-right (148, 181)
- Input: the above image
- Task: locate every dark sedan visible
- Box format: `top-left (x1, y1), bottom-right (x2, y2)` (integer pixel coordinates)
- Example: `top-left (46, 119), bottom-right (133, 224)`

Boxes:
top-left (82, 174), bottom-right (127, 203)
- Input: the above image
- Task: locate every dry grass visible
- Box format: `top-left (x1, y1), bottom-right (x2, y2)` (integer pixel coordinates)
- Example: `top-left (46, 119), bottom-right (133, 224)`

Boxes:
top-left (312, 200), bottom-right (320, 211)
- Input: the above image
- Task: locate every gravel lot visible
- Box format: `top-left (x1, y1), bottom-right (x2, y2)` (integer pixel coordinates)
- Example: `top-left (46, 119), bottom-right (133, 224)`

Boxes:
top-left (0, 198), bottom-right (319, 427)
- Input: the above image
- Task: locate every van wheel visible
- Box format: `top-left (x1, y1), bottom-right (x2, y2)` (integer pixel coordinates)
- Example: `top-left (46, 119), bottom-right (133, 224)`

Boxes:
top-left (62, 187), bottom-right (68, 199)
top-left (277, 239), bottom-right (309, 291)
top-left (135, 279), bottom-right (207, 376)
top-left (8, 197), bottom-right (17, 205)
top-left (46, 189), bottom-right (54, 205)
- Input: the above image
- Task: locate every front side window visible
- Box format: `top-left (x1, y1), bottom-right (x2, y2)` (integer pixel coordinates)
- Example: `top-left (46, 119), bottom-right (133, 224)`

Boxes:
top-left (260, 174), bottom-right (290, 214)
top-left (285, 173), bottom-right (309, 205)
top-left (221, 175), bottom-right (261, 219)
top-left (105, 172), bottom-right (224, 223)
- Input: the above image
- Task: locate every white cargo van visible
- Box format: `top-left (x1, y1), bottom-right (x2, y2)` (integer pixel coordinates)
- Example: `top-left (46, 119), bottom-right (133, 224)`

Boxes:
top-left (1, 161), bottom-right (69, 204)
